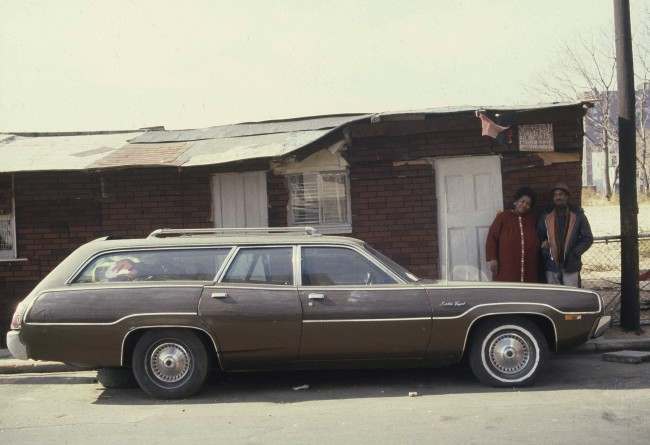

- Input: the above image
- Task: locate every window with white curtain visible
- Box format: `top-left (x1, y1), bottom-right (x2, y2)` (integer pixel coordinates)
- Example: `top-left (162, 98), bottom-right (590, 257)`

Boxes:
top-left (287, 171), bottom-right (351, 233)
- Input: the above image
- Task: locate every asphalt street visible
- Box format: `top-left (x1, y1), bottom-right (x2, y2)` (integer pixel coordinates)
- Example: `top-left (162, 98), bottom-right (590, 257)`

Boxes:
top-left (1, 353), bottom-right (649, 444)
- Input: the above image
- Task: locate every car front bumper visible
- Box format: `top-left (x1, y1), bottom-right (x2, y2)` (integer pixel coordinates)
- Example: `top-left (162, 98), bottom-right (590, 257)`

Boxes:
top-left (592, 316), bottom-right (612, 338)
top-left (6, 330), bottom-right (28, 360)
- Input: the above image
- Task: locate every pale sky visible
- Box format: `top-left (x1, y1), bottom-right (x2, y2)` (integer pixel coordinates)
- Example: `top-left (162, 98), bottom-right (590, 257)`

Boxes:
top-left (0, 0), bottom-right (648, 132)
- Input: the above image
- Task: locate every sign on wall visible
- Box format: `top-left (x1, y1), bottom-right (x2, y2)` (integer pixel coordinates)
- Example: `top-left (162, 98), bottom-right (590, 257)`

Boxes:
top-left (518, 123), bottom-right (554, 152)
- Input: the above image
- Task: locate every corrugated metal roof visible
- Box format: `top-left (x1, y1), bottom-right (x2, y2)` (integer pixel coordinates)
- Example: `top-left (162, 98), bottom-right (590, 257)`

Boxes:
top-left (0, 101), bottom-right (589, 173)
top-left (177, 129), bottom-right (333, 167)
top-left (0, 133), bottom-right (144, 173)
top-left (0, 115), bottom-right (367, 172)
top-left (129, 114), bottom-right (369, 143)
top-left (369, 101), bottom-right (592, 122)
top-left (86, 130), bottom-right (332, 169)
top-left (89, 142), bottom-right (190, 169)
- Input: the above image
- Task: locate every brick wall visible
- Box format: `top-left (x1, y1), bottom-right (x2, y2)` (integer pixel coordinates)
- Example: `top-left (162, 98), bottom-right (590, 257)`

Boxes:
top-left (350, 163), bottom-right (438, 279)
top-left (501, 154), bottom-right (582, 212)
top-left (268, 172), bottom-right (288, 227)
top-left (99, 168), bottom-right (212, 239)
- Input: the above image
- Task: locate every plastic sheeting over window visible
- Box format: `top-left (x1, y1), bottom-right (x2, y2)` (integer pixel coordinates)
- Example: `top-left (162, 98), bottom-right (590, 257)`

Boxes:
top-left (287, 172), bottom-right (350, 232)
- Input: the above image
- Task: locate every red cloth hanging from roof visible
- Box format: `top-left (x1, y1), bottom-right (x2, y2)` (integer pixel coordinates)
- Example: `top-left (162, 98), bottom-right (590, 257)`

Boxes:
top-left (477, 112), bottom-right (510, 138)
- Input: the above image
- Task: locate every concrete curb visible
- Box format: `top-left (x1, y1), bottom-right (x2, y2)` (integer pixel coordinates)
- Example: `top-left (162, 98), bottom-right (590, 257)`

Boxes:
top-left (573, 338), bottom-right (650, 353)
top-left (0, 349), bottom-right (94, 375)
top-left (0, 360), bottom-right (93, 375)
top-left (0, 371), bottom-right (98, 385)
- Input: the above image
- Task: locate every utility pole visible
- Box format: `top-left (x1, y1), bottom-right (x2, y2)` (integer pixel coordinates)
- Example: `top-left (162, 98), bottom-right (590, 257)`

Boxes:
top-left (613, 0), bottom-right (640, 331)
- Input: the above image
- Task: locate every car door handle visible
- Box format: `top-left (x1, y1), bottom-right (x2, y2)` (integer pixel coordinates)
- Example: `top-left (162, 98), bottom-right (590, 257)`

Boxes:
top-left (308, 293), bottom-right (325, 300)
top-left (211, 292), bottom-right (228, 299)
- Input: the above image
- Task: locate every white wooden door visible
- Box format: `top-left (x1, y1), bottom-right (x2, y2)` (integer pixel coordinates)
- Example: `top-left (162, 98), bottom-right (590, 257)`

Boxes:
top-left (435, 156), bottom-right (502, 281)
top-left (211, 172), bottom-right (268, 227)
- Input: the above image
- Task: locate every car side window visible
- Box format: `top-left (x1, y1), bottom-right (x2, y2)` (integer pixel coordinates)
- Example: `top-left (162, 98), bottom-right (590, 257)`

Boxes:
top-left (301, 246), bottom-right (396, 286)
top-left (74, 248), bottom-right (231, 283)
top-left (221, 247), bottom-right (294, 285)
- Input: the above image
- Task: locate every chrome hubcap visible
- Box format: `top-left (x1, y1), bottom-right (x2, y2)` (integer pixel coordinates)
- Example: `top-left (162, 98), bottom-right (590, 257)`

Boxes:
top-left (488, 333), bottom-right (530, 375)
top-left (149, 342), bottom-right (191, 383)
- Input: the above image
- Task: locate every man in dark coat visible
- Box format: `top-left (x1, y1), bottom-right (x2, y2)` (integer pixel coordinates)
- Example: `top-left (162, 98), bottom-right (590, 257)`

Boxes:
top-left (537, 183), bottom-right (593, 287)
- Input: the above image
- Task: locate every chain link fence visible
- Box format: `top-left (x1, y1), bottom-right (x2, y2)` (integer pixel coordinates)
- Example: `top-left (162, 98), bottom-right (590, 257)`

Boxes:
top-left (581, 233), bottom-right (650, 325)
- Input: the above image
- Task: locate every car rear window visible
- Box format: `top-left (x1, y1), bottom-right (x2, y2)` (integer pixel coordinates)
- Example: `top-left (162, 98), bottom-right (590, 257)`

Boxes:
top-left (73, 248), bottom-right (231, 283)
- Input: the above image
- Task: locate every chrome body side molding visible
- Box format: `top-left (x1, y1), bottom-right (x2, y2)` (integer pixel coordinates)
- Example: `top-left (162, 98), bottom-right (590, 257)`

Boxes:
top-left (25, 312), bottom-right (198, 326)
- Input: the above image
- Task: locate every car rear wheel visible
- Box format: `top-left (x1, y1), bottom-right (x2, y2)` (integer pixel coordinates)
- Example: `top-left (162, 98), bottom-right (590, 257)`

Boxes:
top-left (132, 329), bottom-right (208, 399)
top-left (469, 317), bottom-right (548, 387)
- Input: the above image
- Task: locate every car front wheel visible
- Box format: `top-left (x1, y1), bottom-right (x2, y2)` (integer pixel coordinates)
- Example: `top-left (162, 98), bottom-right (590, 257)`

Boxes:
top-left (132, 329), bottom-right (208, 399)
top-left (469, 317), bottom-right (548, 387)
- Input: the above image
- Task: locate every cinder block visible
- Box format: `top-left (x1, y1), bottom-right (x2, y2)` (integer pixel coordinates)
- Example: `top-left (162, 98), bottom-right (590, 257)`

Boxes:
top-left (602, 350), bottom-right (650, 364)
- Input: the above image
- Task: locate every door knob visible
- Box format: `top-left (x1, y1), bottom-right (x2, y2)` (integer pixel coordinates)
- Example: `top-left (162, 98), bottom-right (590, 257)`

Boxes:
top-left (211, 292), bottom-right (228, 299)
top-left (308, 293), bottom-right (325, 300)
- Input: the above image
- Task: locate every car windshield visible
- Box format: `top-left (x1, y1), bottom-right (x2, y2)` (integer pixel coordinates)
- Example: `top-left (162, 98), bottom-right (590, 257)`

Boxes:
top-left (364, 244), bottom-right (420, 283)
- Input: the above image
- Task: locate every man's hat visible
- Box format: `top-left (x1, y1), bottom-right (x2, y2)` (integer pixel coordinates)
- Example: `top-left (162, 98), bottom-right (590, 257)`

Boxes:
top-left (551, 182), bottom-right (570, 195)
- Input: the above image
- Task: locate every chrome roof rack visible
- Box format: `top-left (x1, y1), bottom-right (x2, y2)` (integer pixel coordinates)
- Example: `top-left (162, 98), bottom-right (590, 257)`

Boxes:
top-left (147, 227), bottom-right (320, 238)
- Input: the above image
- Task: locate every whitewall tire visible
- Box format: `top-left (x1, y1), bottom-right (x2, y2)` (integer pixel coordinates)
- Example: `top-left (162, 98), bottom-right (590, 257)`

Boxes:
top-left (469, 317), bottom-right (549, 387)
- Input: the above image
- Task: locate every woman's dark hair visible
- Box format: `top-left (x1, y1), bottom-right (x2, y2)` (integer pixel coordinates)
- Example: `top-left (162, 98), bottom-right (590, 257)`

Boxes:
top-left (514, 186), bottom-right (536, 207)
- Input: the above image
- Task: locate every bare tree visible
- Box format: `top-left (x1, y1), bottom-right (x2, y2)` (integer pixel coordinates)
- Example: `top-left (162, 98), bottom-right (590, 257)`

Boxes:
top-left (635, 12), bottom-right (650, 196)
top-left (531, 13), bottom-right (650, 199)
top-left (532, 33), bottom-right (618, 199)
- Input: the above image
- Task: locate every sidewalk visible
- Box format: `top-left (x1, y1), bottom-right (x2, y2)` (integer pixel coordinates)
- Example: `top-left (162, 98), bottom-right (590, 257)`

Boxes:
top-left (1, 326), bottom-right (648, 374)
top-left (573, 324), bottom-right (650, 353)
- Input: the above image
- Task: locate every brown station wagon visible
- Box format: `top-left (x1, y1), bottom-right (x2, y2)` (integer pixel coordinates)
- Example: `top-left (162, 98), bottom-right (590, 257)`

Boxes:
top-left (7, 227), bottom-right (610, 399)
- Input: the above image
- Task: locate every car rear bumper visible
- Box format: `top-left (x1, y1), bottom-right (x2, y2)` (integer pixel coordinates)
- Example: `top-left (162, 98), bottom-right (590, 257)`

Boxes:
top-left (6, 330), bottom-right (28, 360)
top-left (591, 316), bottom-right (612, 338)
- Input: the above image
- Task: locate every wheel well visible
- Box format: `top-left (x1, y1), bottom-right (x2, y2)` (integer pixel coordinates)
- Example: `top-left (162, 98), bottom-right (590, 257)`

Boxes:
top-left (121, 327), bottom-right (221, 370)
top-left (463, 314), bottom-right (557, 359)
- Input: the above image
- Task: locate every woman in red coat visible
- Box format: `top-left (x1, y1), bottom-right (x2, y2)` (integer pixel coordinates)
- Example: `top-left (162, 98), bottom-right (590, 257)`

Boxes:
top-left (486, 187), bottom-right (540, 283)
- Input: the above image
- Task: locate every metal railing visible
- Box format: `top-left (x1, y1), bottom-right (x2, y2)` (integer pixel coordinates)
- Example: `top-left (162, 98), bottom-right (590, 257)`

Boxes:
top-left (581, 233), bottom-right (650, 325)
top-left (147, 227), bottom-right (320, 238)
